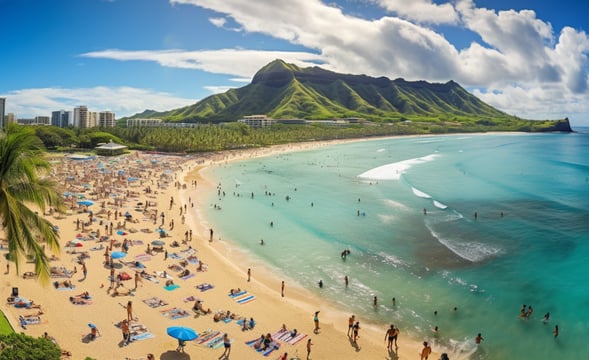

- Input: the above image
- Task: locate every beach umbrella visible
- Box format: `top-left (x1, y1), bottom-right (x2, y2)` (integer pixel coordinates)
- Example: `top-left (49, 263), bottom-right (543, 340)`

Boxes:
top-left (110, 251), bottom-right (127, 260)
top-left (78, 200), bottom-right (94, 207)
top-left (151, 240), bottom-right (165, 246)
top-left (116, 230), bottom-right (128, 236)
top-left (166, 326), bottom-right (198, 341)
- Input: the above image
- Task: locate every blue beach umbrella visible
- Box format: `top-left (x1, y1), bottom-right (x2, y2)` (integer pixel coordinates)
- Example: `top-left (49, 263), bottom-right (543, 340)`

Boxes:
top-left (110, 251), bottom-right (127, 260)
top-left (166, 326), bottom-right (198, 341)
top-left (77, 200), bottom-right (94, 207)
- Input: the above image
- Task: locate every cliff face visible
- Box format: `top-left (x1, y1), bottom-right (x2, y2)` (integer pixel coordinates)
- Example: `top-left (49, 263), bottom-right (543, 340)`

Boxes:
top-left (552, 118), bottom-right (573, 132)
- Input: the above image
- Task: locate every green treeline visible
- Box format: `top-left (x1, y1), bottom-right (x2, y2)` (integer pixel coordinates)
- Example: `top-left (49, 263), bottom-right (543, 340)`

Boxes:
top-left (32, 118), bottom-right (571, 154)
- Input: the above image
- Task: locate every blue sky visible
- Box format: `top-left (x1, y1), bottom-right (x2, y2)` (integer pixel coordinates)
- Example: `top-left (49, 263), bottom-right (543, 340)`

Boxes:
top-left (2, 0), bottom-right (589, 126)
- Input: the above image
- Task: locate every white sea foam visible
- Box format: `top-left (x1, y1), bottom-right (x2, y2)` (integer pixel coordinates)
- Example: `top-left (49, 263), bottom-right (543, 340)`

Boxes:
top-left (428, 226), bottom-right (502, 262)
top-left (377, 148), bottom-right (386, 152)
top-left (382, 199), bottom-right (409, 211)
top-left (357, 154), bottom-right (439, 180)
top-left (433, 200), bottom-right (448, 209)
top-left (378, 251), bottom-right (407, 268)
top-left (412, 187), bottom-right (432, 199)
top-left (378, 214), bottom-right (396, 224)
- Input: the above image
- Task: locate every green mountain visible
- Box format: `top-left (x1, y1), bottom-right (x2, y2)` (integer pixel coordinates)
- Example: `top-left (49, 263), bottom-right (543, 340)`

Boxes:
top-left (127, 60), bottom-right (516, 123)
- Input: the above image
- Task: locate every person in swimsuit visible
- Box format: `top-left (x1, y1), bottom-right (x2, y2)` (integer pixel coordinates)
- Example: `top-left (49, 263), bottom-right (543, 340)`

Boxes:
top-left (220, 333), bottom-right (231, 358)
top-left (385, 324), bottom-right (395, 351)
top-left (347, 315), bottom-right (355, 336)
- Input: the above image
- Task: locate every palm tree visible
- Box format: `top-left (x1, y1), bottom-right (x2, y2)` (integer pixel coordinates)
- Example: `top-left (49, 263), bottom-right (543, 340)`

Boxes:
top-left (0, 124), bottom-right (63, 280)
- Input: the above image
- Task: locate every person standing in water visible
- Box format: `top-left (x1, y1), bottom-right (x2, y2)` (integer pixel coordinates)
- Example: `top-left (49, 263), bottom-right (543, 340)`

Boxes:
top-left (553, 325), bottom-right (559, 338)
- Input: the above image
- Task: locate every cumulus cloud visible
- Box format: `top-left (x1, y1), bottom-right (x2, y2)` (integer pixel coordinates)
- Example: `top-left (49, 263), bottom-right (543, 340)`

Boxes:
top-left (376, 0), bottom-right (458, 24)
top-left (1, 87), bottom-right (196, 118)
top-left (209, 17), bottom-right (226, 28)
top-left (81, 48), bottom-right (325, 78)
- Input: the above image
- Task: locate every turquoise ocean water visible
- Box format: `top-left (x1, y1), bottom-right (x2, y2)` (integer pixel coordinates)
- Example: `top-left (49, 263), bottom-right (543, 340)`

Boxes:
top-left (203, 130), bottom-right (589, 359)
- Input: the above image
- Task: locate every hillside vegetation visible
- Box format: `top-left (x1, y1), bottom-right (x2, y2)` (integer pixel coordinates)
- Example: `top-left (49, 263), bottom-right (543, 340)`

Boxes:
top-left (124, 59), bottom-right (514, 123)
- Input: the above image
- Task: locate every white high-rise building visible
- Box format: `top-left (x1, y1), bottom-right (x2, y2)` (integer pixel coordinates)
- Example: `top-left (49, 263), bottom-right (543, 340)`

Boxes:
top-left (98, 111), bottom-right (115, 127)
top-left (73, 106), bottom-right (89, 128)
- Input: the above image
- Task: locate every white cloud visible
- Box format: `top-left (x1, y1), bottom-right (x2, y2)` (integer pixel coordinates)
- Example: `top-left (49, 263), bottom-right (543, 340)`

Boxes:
top-left (229, 77), bottom-right (253, 83)
top-left (204, 85), bottom-right (235, 94)
top-left (209, 17), bottom-right (226, 28)
top-left (1, 87), bottom-right (196, 119)
top-left (376, 0), bottom-right (458, 24)
top-left (81, 49), bottom-right (324, 78)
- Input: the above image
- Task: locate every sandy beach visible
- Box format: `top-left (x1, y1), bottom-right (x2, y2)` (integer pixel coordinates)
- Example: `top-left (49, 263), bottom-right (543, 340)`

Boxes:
top-left (0, 140), bottom-right (433, 360)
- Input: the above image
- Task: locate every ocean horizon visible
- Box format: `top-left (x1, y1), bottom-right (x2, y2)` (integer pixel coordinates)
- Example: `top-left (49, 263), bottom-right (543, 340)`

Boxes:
top-left (203, 131), bottom-right (589, 359)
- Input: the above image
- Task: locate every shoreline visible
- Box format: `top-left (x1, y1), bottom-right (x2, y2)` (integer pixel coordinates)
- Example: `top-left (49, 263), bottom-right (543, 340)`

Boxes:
top-left (0, 133), bottom-right (523, 359)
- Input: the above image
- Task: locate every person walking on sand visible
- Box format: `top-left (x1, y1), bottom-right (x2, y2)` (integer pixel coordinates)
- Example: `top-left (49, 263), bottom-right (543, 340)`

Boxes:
top-left (347, 315), bottom-right (355, 336)
top-left (306, 338), bottom-right (313, 360)
top-left (281, 281), bottom-right (285, 297)
top-left (352, 321), bottom-right (361, 343)
top-left (134, 272), bottom-right (142, 290)
top-left (247, 268), bottom-right (251, 282)
top-left (219, 333), bottom-right (231, 359)
top-left (385, 324), bottom-right (396, 351)
top-left (420, 341), bottom-right (432, 360)
top-left (313, 311), bottom-right (320, 334)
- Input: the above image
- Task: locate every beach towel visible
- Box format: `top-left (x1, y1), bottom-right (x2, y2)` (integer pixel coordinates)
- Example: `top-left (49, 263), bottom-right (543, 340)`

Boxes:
top-left (169, 252), bottom-right (184, 260)
top-left (228, 290), bottom-right (247, 298)
top-left (167, 264), bottom-right (183, 272)
top-left (142, 297), bottom-right (168, 308)
top-left (246, 337), bottom-right (281, 356)
top-left (195, 329), bottom-right (220, 345)
top-left (122, 260), bottom-right (145, 270)
top-left (134, 254), bottom-right (151, 262)
top-left (19, 315), bottom-right (41, 326)
top-left (276, 330), bottom-right (307, 345)
top-left (180, 273), bottom-right (195, 280)
top-left (130, 331), bottom-right (154, 341)
top-left (140, 273), bottom-right (159, 284)
top-left (164, 284), bottom-right (180, 291)
top-left (181, 248), bottom-right (197, 255)
top-left (55, 285), bottom-right (76, 290)
top-left (160, 307), bottom-right (190, 320)
top-left (187, 256), bottom-right (199, 265)
top-left (231, 291), bottom-right (256, 304)
top-left (129, 323), bottom-right (154, 341)
top-left (154, 271), bottom-right (173, 279)
top-left (196, 283), bottom-right (214, 292)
